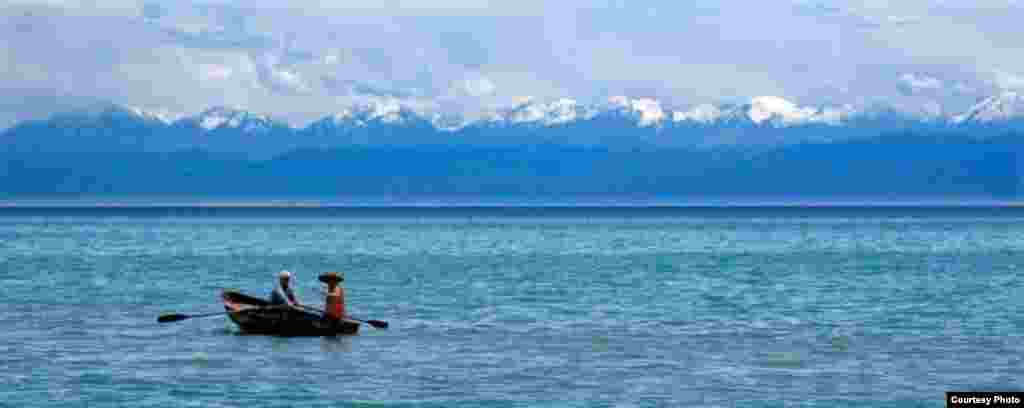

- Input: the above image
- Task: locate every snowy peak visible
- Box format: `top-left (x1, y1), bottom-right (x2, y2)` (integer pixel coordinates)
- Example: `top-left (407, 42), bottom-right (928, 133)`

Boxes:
top-left (670, 97), bottom-right (850, 127)
top-left (49, 103), bottom-right (173, 126)
top-left (329, 99), bottom-right (424, 126)
top-left (186, 106), bottom-right (282, 132)
top-left (747, 96), bottom-right (818, 125)
top-left (124, 106), bottom-right (179, 124)
top-left (605, 96), bottom-right (666, 127)
top-left (430, 112), bottom-right (469, 132)
top-left (954, 91), bottom-right (1024, 124)
top-left (493, 96), bottom-right (669, 127)
top-left (817, 105), bottom-right (858, 125)
top-left (501, 98), bottom-right (596, 126)
top-left (489, 96), bottom-right (854, 128)
top-left (672, 104), bottom-right (723, 124)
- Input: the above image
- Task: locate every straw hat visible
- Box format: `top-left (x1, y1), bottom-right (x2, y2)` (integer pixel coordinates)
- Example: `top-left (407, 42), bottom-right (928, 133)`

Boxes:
top-left (318, 272), bottom-right (344, 283)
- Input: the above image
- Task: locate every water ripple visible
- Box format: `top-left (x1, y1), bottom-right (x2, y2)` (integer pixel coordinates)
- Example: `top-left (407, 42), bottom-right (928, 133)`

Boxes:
top-left (1, 213), bottom-right (1022, 406)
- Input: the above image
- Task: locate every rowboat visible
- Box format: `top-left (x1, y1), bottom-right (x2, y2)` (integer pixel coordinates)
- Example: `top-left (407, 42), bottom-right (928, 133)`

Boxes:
top-left (221, 289), bottom-right (360, 336)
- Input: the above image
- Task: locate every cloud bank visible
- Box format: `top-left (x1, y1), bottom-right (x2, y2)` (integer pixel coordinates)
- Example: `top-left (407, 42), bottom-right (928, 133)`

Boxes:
top-left (3, 0), bottom-right (1024, 128)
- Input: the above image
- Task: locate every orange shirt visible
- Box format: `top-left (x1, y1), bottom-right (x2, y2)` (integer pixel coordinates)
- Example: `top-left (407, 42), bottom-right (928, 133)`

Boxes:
top-left (325, 286), bottom-right (346, 321)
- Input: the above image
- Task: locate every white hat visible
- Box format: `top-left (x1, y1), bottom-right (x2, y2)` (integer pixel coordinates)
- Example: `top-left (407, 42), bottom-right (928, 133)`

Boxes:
top-left (279, 270), bottom-right (292, 279)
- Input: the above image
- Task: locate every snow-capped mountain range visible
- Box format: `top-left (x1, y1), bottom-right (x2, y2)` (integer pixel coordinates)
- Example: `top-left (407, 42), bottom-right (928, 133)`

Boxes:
top-left (3, 94), bottom-right (1024, 157)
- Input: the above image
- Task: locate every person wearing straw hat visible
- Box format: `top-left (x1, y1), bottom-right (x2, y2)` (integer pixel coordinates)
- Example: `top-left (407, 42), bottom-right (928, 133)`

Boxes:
top-left (269, 270), bottom-right (302, 307)
top-left (318, 272), bottom-right (346, 321)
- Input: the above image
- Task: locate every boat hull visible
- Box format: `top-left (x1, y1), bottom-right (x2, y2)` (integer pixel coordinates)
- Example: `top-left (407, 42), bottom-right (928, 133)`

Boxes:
top-left (222, 290), bottom-right (360, 336)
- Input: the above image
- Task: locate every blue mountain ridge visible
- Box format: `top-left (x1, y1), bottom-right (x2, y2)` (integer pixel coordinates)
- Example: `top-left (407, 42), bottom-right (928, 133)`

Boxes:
top-left (4, 94), bottom-right (1024, 157)
top-left (0, 97), bottom-right (1021, 199)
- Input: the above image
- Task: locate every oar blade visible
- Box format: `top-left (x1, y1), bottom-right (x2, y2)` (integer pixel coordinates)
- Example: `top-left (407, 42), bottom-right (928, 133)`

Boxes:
top-left (157, 314), bottom-right (190, 323)
top-left (366, 319), bottom-right (389, 329)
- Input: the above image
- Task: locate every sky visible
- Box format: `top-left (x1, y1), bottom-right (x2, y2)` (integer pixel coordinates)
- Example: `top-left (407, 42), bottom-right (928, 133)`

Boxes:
top-left (2, 0), bottom-right (1024, 128)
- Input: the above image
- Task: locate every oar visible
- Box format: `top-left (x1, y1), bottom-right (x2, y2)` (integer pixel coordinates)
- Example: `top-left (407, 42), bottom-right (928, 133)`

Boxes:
top-left (352, 317), bottom-right (390, 329)
top-left (157, 311), bottom-right (230, 323)
top-left (295, 304), bottom-right (389, 329)
top-left (157, 305), bottom-right (285, 323)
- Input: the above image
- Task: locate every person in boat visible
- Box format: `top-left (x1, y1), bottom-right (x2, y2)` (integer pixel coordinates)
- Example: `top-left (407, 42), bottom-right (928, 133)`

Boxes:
top-left (318, 272), bottom-right (346, 321)
top-left (270, 270), bottom-right (302, 308)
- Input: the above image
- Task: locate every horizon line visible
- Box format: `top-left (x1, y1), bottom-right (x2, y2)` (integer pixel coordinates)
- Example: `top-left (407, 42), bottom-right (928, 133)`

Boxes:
top-left (1, 199), bottom-right (1023, 209)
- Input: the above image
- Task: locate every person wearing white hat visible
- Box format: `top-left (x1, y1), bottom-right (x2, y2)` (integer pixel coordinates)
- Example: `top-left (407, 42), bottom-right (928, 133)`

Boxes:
top-left (269, 270), bottom-right (301, 307)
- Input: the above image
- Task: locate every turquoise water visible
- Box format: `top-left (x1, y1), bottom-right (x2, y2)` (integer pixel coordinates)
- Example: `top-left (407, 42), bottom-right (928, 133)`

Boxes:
top-left (2, 209), bottom-right (1023, 407)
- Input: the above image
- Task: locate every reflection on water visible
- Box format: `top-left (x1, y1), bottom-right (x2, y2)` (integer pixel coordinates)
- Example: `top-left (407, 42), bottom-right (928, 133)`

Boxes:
top-left (320, 335), bottom-right (354, 354)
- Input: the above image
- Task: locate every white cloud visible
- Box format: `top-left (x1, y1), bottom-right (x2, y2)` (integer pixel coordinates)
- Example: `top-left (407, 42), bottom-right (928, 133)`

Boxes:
top-left (451, 76), bottom-right (497, 98)
top-left (198, 64), bottom-right (233, 81)
top-left (253, 53), bottom-right (311, 94)
top-left (673, 104), bottom-right (722, 124)
top-left (272, 69), bottom-right (308, 93)
top-left (993, 70), bottom-right (1024, 90)
top-left (899, 73), bottom-right (943, 92)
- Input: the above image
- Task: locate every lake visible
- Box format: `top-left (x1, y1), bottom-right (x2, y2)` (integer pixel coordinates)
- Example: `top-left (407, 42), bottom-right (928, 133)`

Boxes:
top-left (1, 206), bottom-right (1022, 407)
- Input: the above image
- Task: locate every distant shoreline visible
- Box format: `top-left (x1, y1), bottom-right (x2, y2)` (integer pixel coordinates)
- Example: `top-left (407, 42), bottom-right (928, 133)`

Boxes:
top-left (1, 198), bottom-right (1023, 209)
top-left (2, 201), bottom-right (1024, 218)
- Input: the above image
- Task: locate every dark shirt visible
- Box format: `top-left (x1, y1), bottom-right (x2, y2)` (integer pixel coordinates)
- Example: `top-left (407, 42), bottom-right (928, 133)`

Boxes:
top-left (269, 283), bottom-right (299, 306)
